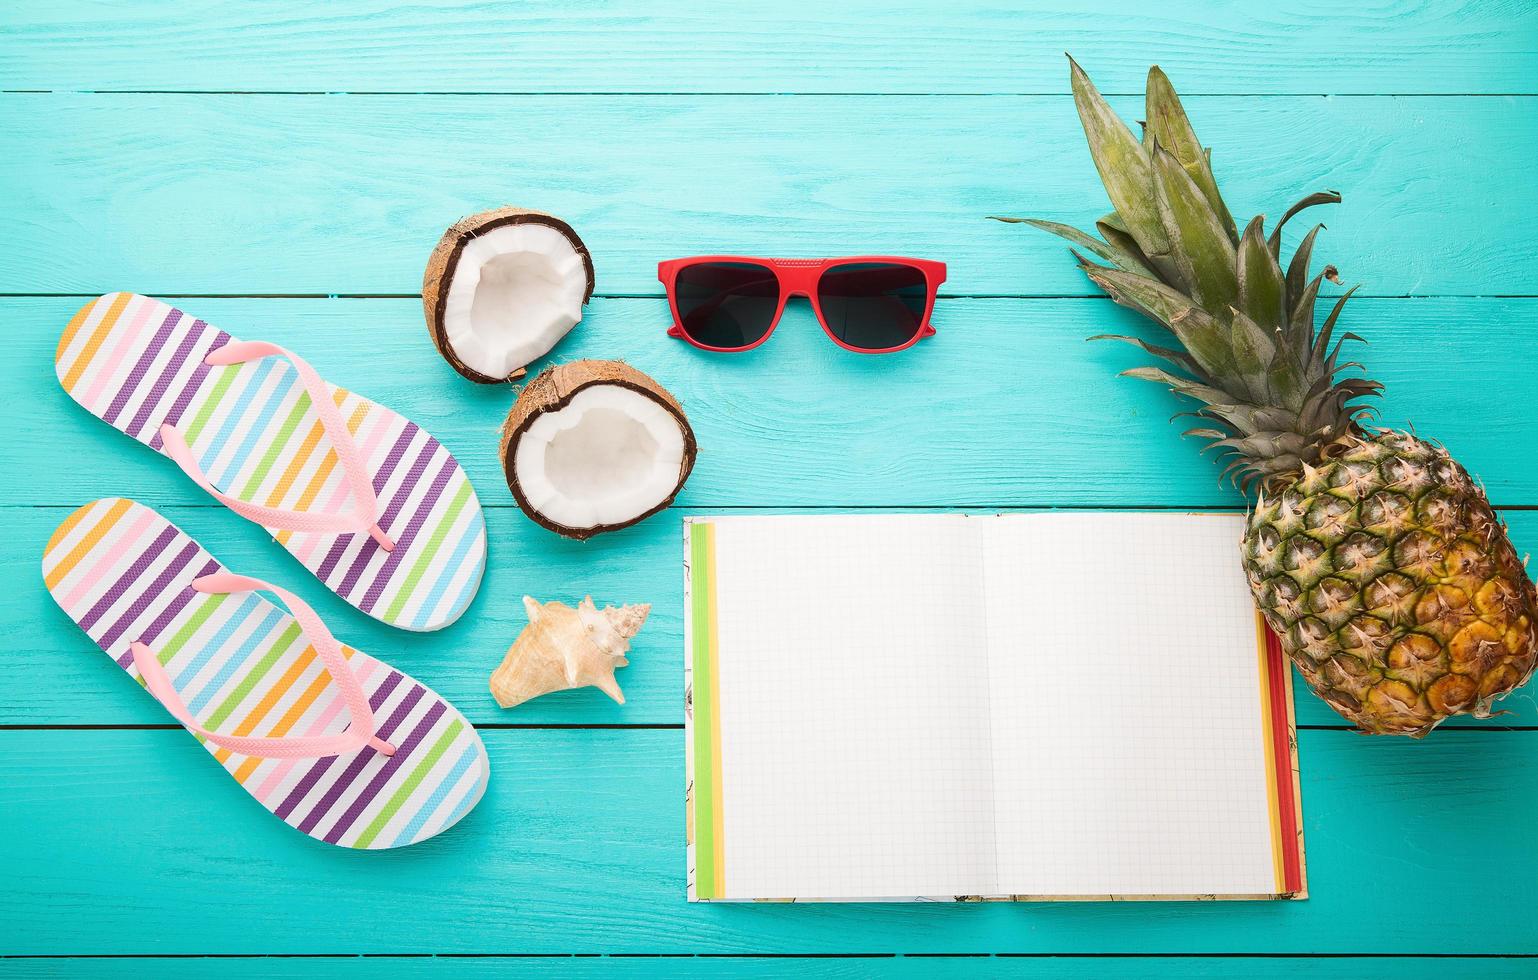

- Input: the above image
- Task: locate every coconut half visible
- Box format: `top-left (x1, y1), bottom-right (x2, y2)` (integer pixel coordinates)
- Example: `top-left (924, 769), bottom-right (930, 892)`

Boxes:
top-left (501, 360), bottom-right (697, 539)
top-left (423, 207), bottom-right (596, 383)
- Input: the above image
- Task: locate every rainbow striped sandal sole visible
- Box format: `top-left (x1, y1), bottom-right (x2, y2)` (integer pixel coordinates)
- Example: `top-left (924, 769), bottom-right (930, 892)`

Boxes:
top-left (43, 498), bottom-right (490, 849)
top-left (55, 293), bottom-right (486, 632)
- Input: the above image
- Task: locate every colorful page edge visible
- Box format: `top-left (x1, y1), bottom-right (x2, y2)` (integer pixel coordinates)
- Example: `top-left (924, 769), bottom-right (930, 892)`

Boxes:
top-left (685, 519), bottom-right (724, 900)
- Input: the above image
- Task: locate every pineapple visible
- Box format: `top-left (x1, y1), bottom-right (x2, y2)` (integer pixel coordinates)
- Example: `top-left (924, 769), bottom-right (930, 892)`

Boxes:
top-left (1016, 57), bottom-right (1538, 735)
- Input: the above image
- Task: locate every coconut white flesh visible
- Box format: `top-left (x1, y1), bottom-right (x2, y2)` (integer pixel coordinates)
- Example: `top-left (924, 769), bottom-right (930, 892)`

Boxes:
top-left (442, 223), bottom-right (587, 378)
top-left (514, 385), bottom-right (687, 531)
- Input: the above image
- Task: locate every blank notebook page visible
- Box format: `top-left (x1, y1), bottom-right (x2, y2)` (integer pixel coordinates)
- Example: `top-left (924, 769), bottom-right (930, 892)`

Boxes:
top-left (984, 512), bottom-right (1278, 897)
top-left (709, 515), bottom-right (998, 899)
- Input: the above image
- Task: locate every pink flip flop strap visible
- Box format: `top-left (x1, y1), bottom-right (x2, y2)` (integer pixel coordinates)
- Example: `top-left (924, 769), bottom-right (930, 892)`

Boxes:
top-left (157, 341), bottom-right (395, 551)
top-left (130, 572), bottom-right (397, 760)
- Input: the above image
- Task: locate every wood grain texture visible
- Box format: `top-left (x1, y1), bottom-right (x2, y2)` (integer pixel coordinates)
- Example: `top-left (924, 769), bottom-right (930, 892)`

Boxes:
top-left (2, 729), bottom-right (1536, 955)
top-left (3, 957), bottom-right (1534, 979)
top-left (6, 503), bottom-right (1536, 728)
top-left (6, 2), bottom-right (1537, 967)
top-left (9, 291), bottom-right (1536, 728)
top-left (8, 296), bottom-right (1538, 509)
top-left (5, 1), bottom-right (1535, 95)
top-left (1, 94), bottom-right (1534, 296)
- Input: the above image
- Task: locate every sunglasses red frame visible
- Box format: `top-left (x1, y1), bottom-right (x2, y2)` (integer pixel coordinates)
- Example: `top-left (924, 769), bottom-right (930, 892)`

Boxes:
top-left (657, 255), bottom-right (947, 353)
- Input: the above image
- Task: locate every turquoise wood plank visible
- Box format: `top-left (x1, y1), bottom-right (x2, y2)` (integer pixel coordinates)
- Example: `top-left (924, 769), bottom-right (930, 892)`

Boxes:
top-left (4, 12), bottom-right (1533, 967)
top-left (7, 296), bottom-right (1538, 509)
top-left (1, 728), bottom-right (1534, 954)
top-left (2, 956), bottom-right (1533, 979)
top-left (5, 500), bottom-right (676, 726)
top-left (0, 95), bottom-right (1532, 296)
top-left (4, 1), bottom-right (1534, 95)
top-left (6, 503), bottom-right (1536, 728)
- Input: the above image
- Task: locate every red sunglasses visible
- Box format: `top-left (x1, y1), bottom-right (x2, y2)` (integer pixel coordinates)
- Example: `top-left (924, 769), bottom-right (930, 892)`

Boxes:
top-left (657, 256), bottom-right (946, 353)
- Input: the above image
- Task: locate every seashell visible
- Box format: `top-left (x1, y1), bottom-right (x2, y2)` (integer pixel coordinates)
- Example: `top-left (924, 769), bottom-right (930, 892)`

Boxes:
top-left (489, 595), bottom-right (650, 709)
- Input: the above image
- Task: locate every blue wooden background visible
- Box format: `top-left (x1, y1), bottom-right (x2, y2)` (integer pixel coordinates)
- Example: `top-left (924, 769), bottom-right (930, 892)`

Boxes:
top-left (3, 2), bottom-right (1536, 976)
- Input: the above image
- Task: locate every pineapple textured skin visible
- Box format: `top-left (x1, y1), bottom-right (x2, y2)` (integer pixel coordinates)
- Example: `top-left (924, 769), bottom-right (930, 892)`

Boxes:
top-left (1243, 431), bottom-right (1537, 735)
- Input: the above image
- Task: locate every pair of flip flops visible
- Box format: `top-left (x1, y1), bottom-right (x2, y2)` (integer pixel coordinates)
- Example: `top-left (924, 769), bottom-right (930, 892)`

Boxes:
top-left (44, 294), bottom-right (490, 848)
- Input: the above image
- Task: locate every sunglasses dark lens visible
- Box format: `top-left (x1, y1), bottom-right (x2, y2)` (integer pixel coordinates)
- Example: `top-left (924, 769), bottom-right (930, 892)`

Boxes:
top-left (816, 262), bottom-right (929, 350)
top-left (674, 262), bottom-right (780, 348)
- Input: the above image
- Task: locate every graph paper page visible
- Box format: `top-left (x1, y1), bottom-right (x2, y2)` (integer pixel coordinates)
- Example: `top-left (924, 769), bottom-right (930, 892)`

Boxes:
top-left (708, 515), bottom-right (999, 899)
top-left (983, 512), bottom-right (1278, 897)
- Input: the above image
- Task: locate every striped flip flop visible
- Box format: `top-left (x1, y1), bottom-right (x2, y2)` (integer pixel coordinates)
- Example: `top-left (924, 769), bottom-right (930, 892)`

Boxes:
top-left (43, 498), bottom-right (490, 849)
top-left (55, 293), bottom-right (486, 632)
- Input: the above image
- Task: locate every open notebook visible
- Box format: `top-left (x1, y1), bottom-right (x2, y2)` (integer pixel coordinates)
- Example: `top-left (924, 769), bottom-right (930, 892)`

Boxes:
top-left (684, 513), bottom-right (1305, 902)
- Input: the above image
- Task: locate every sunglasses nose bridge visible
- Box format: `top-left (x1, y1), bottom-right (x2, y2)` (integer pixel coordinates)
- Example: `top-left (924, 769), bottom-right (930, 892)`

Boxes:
top-left (773, 264), bottom-right (823, 295)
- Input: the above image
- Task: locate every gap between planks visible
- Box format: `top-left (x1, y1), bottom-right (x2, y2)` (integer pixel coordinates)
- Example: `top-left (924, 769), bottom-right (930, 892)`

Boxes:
top-left (2, 951), bottom-right (1535, 959)
top-left (5, 293), bottom-right (1538, 301)
top-left (5, 90), bottom-right (1538, 98)
top-left (2, 724), bottom-right (1532, 734)
top-left (11, 504), bottom-right (1538, 512)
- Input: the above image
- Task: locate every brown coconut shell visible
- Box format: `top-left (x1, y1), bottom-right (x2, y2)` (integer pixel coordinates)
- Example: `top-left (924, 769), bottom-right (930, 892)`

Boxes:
top-left (422, 206), bottom-right (596, 384)
top-left (500, 360), bottom-right (698, 540)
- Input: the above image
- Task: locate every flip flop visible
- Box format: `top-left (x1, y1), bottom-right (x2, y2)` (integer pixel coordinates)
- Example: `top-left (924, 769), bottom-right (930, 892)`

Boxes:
top-left (42, 498), bottom-right (490, 849)
top-left (55, 293), bottom-right (486, 632)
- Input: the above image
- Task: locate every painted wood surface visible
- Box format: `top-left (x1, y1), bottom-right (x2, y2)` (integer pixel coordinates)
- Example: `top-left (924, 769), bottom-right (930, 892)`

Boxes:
top-left (3, 1), bottom-right (1536, 974)
top-left (7, 502), bottom-right (1537, 729)
top-left (6, 958), bottom-right (1534, 980)
top-left (1, 95), bottom-right (1533, 297)
top-left (4, 1), bottom-right (1535, 95)
top-left (3, 729), bottom-right (1536, 955)
top-left (8, 296), bottom-right (1538, 508)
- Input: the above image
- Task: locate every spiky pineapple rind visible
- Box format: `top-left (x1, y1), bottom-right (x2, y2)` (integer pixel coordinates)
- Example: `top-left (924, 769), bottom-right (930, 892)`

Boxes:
top-left (1244, 431), bottom-right (1538, 736)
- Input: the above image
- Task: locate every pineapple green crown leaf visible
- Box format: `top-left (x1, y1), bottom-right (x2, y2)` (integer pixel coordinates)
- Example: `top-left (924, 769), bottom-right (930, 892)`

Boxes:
top-left (1010, 56), bottom-right (1380, 493)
